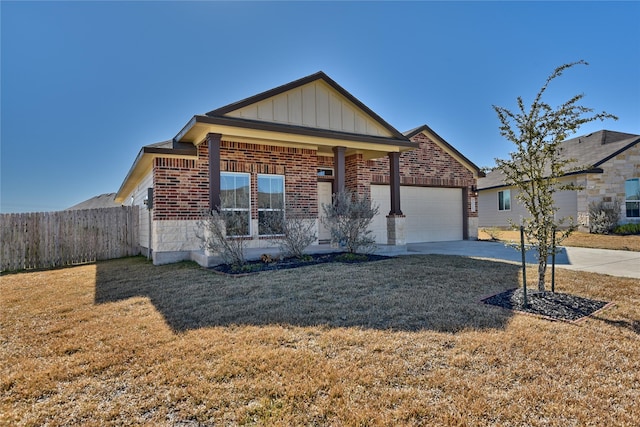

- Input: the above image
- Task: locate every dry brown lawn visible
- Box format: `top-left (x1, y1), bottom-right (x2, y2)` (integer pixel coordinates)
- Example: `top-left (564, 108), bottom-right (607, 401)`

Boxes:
top-left (2, 255), bottom-right (639, 426)
top-left (479, 229), bottom-right (640, 252)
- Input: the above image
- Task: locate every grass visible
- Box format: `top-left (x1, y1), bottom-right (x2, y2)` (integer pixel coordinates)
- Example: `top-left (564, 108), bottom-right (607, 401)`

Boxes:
top-left (479, 228), bottom-right (640, 252)
top-left (2, 255), bottom-right (639, 426)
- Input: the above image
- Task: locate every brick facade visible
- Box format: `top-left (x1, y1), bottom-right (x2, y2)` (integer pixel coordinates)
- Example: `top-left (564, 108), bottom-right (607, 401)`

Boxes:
top-left (368, 132), bottom-right (478, 219)
top-left (149, 130), bottom-right (480, 260)
top-left (153, 141), bottom-right (319, 221)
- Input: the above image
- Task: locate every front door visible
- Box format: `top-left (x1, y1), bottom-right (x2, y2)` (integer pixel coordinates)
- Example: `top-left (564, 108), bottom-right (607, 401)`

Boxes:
top-left (317, 181), bottom-right (333, 243)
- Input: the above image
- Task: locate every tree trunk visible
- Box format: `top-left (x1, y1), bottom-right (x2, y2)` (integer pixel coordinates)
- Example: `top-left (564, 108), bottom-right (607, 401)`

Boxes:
top-left (537, 257), bottom-right (547, 292)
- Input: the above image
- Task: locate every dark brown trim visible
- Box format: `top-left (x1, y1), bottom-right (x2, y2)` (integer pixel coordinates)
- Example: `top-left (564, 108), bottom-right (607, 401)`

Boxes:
top-left (388, 152), bottom-right (402, 215)
top-left (207, 133), bottom-right (222, 212)
top-left (206, 71), bottom-right (407, 140)
top-left (188, 115), bottom-right (416, 148)
top-left (144, 146), bottom-right (198, 157)
top-left (333, 146), bottom-right (346, 194)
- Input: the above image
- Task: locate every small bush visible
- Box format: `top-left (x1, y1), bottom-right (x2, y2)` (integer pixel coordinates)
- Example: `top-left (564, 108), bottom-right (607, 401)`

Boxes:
top-left (261, 196), bottom-right (317, 259)
top-left (197, 210), bottom-right (247, 266)
top-left (588, 200), bottom-right (620, 234)
top-left (613, 223), bottom-right (640, 235)
top-left (322, 190), bottom-right (379, 254)
top-left (481, 227), bottom-right (502, 241)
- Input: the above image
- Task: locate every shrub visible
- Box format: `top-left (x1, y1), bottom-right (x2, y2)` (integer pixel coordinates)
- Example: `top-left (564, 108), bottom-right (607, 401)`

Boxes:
top-left (261, 196), bottom-right (317, 259)
top-left (588, 199), bottom-right (620, 234)
top-left (197, 210), bottom-right (247, 266)
top-left (613, 223), bottom-right (640, 235)
top-left (321, 190), bottom-right (379, 254)
top-left (481, 227), bottom-right (502, 241)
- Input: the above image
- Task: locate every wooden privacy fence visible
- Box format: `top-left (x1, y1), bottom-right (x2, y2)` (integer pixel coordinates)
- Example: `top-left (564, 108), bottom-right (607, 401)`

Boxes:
top-left (0, 206), bottom-right (140, 272)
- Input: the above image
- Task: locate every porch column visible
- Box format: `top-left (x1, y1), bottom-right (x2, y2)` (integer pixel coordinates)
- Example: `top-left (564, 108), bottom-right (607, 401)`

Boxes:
top-left (207, 133), bottom-right (222, 212)
top-left (387, 151), bottom-right (406, 245)
top-left (333, 146), bottom-right (346, 194)
top-left (388, 152), bottom-right (402, 215)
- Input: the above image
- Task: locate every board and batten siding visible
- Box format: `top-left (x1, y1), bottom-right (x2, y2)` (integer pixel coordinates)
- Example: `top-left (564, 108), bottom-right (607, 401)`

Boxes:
top-left (226, 80), bottom-right (392, 137)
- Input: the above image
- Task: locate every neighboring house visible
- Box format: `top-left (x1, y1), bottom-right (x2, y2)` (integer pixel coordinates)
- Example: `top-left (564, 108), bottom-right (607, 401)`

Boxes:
top-left (66, 193), bottom-right (121, 210)
top-left (115, 71), bottom-right (482, 265)
top-left (478, 130), bottom-right (640, 230)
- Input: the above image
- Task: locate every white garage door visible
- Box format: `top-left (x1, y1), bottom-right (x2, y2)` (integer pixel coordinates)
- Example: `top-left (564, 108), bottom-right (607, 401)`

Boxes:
top-left (370, 185), bottom-right (463, 243)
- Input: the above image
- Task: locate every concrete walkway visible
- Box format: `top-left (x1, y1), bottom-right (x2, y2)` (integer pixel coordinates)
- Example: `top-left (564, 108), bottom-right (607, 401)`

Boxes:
top-left (403, 241), bottom-right (640, 279)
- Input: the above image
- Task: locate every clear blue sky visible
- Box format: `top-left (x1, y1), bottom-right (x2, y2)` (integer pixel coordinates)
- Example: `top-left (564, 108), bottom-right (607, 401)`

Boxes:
top-left (1, 1), bottom-right (638, 213)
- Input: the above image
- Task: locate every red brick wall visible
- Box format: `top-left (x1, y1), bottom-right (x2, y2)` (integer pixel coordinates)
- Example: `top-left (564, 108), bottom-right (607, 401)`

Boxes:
top-left (220, 141), bottom-right (318, 218)
top-left (152, 132), bottom-right (478, 221)
top-left (346, 153), bottom-right (371, 199)
top-left (368, 132), bottom-right (478, 218)
top-left (153, 150), bottom-right (209, 220)
top-left (153, 141), bottom-right (318, 220)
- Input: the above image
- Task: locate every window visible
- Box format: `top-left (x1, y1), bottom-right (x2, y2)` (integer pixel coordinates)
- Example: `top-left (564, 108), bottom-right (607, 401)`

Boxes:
top-left (220, 172), bottom-right (250, 236)
top-left (498, 189), bottom-right (511, 211)
top-left (258, 174), bottom-right (285, 235)
top-left (625, 178), bottom-right (640, 218)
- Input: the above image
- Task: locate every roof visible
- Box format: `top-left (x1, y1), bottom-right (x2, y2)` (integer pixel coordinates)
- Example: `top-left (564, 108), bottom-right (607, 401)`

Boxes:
top-left (173, 71), bottom-right (417, 149)
top-left (206, 71), bottom-right (407, 140)
top-left (478, 130), bottom-right (640, 190)
top-left (67, 193), bottom-right (121, 210)
top-left (404, 124), bottom-right (484, 177)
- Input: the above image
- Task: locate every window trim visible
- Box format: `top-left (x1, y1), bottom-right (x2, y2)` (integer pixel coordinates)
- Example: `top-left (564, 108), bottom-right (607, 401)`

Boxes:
top-left (220, 172), bottom-right (251, 237)
top-left (257, 174), bottom-right (285, 236)
top-left (625, 178), bottom-right (640, 218)
top-left (498, 189), bottom-right (511, 211)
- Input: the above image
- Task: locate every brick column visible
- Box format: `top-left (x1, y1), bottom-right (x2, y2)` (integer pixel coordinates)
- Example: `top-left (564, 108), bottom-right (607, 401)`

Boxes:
top-left (207, 133), bottom-right (221, 212)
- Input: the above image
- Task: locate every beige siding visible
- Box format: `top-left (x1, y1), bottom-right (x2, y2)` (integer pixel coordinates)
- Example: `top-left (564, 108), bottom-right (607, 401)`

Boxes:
top-left (123, 171), bottom-right (153, 249)
top-left (479, 180), bottom-right (578, 228)
top-left (226, 80), bottom-right (393, 137)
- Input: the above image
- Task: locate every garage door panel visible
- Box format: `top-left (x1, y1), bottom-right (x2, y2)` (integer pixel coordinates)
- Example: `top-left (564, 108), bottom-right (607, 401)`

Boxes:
top-left (370, 185), bottom-right (462, 243)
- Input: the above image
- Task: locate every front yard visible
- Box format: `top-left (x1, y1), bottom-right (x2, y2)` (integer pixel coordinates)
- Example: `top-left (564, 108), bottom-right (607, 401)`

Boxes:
top-left (2, 255), bottom-right (639, 425)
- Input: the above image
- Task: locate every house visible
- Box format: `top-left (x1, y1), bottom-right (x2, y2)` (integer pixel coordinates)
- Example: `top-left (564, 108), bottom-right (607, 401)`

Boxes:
top-left (478, 130), bottom-right (640, 230)
top-left (115, 72), bottom-right (482, 265)
top-left (66, 193), bottom-right (120, 210)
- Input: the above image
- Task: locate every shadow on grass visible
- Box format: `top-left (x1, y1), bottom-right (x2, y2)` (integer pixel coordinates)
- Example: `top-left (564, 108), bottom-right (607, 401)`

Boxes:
top-left (95, 255), bottom-right (520, 333)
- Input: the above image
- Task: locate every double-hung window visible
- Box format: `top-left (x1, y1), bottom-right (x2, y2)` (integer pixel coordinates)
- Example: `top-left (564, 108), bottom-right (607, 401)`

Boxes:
top-left (498, 189), bottom-right (511, 211)
top-left (220, 172), bottom-right (250, 236)
top-left (625, 178), bottom-right (640, 218)
top-left (258, 174), bottom-right (285, 235)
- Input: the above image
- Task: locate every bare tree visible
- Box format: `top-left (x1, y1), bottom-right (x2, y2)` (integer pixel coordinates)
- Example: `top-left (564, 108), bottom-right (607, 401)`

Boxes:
top-left (261, 196), bottom-right (317, 259)
top-left (322, 190), bottom-right (379, 254)
top-left (493, 60), bottom-right (617, 292)
top-left (197, 210), bottom-right (248, 266)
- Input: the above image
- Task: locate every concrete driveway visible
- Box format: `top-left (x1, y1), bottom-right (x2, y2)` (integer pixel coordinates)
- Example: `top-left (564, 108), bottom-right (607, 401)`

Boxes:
top-left (405, 241), bottom-right (640, 279)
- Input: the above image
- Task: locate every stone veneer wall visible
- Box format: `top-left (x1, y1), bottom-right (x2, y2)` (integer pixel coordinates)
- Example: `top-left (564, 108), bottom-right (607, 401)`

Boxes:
top-left (577, 143), bottom-right (640, 228)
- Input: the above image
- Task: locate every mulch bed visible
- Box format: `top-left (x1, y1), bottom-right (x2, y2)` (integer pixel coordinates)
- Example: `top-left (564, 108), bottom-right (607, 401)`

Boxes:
top-left (210, 252), bottom-right (390, 275)
top-left (482, 288), bottom-right (612, 322)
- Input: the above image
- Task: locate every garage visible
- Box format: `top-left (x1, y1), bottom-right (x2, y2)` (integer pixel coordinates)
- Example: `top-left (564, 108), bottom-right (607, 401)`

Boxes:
top-left (370, 185), bottom-right (463, 243)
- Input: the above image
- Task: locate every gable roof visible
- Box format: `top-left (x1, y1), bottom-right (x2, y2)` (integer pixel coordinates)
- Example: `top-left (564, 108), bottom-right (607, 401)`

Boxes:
top-left (174, 71), bottom-right (416, 149)
top-left (404, 124), bottom-right (484, 177)
top-left (206, 71), bottom-right (406, 140)
top-left (479, 130), bottom-right (640, 190)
